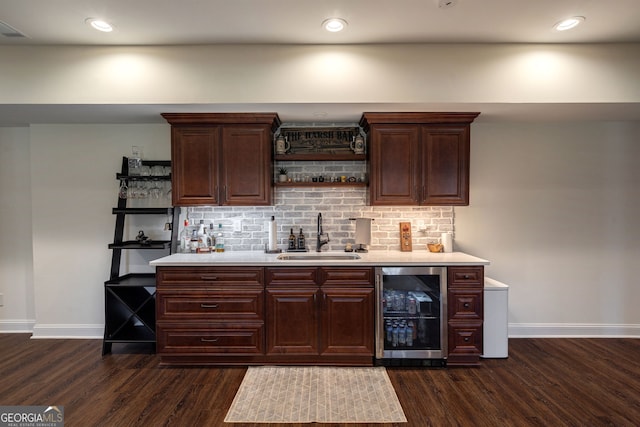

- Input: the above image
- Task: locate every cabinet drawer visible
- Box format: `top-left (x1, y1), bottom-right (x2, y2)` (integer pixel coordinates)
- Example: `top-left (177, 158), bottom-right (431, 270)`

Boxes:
top-left (266, 267), bottom-right (318, 287)
top-left (157, 290), bottom-right (263, 319)
top-left (157, 267), bottom-right (263, 288)
top-left (157, 323), bottom-right (264, 354)
top-left (448, 266), bottom-right (483, 287)
top-left (448, 322), bottom-right (483, 356)
top-left (448, 289), bottom-right (483, 320)
top-left (319, 267), bottom-right (374, 287)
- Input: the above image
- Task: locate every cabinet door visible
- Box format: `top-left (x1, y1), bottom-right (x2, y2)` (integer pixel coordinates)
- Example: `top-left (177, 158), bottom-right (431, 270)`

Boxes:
top-left (266, 288), bottom-right (319, 355)
top-left (220, 125), bottom-right (272, 206)
top-left (421, 125), bottom-right (470, 205)
top-left (369, 125), bottom-right (420, 205)
top-left (320, 287), bottom-right (374, 356)
top-left (171, 126), bottom-right (219, 206)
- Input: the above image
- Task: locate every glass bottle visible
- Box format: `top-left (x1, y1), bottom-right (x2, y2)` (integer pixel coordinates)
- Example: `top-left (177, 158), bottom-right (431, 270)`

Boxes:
top-left (215, 223), bottom-right (225, 253)
top-left (197, 221), bottom-right (210, 251)
top-left (392, 323), bottom-right (399, 347)
top-left (288, 228), bottom-right (297, 251)
top-left (406, 323), bottom-right (414, 347)
top-left (209, 223), bottom-right (216, 251)
top-left (179, 219), bottom-right (189, 253)
top-left (190, 229), bottom-right (199, 253)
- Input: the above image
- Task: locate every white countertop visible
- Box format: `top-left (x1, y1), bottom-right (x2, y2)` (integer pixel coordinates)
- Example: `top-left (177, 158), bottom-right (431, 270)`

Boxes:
top-left (150, 250), bottom-right (489, 267)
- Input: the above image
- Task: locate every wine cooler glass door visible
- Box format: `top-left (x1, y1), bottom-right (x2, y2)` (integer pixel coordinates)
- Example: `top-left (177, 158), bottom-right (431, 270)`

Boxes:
top-left (376, 267), bottom-right (447, 360)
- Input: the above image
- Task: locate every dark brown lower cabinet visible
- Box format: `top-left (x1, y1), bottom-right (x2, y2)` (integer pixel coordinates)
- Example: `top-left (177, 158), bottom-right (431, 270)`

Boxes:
top-left (156, 266), bottom-right (374, 366)
top-left (265, 267), bottom-right (375, 366)
top-left (321, 287), bottom-right (375, 357)
top-left (156, 265), bottom-right (484, 367)
top-left (266, 286), bottom-right (319, 355)
top-left (447, 266), bottom-right (484, 366)
top-left (155, 266), bottom-right (266, 366)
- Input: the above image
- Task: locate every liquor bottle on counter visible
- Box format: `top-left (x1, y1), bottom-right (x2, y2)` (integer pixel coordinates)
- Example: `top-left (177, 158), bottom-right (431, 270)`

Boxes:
top-left (197, 220), bottom-right (211, 252)
top-left (288, 228), bottom-right (297, 251)
top-left (209, 223), bottom-right (216, 251)
top-left (190, 229), bottom-right (199, 253)
top-left (179, 219), bottom-right (190, 253)
top-left (215, 223), bottom-right (225, 253)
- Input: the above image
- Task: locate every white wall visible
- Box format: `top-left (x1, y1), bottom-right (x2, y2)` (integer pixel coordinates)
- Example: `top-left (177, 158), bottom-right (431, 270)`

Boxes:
top-left (0, 127), bottom-right (34, 331)
top-left (0, 44), bottom-right (638, 106)
top-left (28, 124), bottom-right (170, 337)
top-left (456, 121), bottom-right (640, 337)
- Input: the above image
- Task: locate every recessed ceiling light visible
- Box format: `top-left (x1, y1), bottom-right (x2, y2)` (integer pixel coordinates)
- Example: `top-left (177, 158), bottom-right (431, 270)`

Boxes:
top-left (554, 16), bottom-right (585, 32)
top-left (322, 18), bottom-right (348, 33)
top-left (85, 18), bottom-right (114, 32)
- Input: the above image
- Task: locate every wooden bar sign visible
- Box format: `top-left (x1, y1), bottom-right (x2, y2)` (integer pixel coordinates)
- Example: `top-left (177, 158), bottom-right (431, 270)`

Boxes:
top-left (278, 126), bottom-right (360, 155)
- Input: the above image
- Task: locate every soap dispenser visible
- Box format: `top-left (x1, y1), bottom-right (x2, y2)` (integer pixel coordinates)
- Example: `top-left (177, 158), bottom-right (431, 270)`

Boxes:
top-left (288, 228), bottom-right (297, 251)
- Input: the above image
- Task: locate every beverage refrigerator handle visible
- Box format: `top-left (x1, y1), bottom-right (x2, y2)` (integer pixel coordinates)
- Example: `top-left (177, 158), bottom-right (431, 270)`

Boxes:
top-left (374, 271), bottom-right (383, 359)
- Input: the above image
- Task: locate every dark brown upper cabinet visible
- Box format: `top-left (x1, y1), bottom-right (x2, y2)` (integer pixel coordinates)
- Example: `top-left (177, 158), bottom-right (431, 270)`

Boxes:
top-left (360, 112), bottom-right (480, 206)
top-left (163, 113), bottom-right (281, 206)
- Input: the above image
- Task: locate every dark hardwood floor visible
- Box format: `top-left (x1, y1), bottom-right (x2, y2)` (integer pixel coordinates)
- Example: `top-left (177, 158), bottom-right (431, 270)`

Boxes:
top-left (0, 334), bottom-right (638, 426)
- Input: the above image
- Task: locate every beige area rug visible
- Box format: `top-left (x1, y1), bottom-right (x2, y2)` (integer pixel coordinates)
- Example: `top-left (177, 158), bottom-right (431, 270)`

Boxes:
top-left (224, 366), bottom-right (407, 423)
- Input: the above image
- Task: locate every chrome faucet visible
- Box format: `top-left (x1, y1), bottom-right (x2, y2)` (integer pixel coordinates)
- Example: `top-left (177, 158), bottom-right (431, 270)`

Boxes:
top-left (316, 213), bottom-right (330, 252)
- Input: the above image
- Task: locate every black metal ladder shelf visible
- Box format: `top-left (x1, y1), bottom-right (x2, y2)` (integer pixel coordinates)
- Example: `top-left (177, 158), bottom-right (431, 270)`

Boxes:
top-left (102, 157), bottom-right (178, 355)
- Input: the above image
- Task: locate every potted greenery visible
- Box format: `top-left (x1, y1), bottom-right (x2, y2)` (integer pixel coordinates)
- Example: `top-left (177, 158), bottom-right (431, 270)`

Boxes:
top-left (278, 167), bottom-right (288, 183)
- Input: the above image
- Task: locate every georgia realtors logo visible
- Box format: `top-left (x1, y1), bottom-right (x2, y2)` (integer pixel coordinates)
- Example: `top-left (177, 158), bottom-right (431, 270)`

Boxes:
top-left (0, 405), bottom-right (64, 427)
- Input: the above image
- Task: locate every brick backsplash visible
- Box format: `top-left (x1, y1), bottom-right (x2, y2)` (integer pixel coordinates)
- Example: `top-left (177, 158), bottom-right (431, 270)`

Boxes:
top-left (182, 189), bottom-right (454, 252)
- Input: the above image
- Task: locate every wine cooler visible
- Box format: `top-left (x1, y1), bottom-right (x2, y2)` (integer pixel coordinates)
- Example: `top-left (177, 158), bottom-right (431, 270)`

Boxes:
top-left (375, 266), bottom-right (447, 366)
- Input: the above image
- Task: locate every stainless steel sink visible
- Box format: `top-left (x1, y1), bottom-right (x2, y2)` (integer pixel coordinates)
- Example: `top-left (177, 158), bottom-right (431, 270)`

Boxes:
top-left (277, 253), bottom-right (361, 261)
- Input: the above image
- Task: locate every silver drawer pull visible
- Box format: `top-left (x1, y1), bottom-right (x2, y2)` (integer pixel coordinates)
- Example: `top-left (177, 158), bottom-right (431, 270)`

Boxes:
top-left (200, 337), bottom-right (219, 343)
top-left (200, 275), bottom-right (218, 281)
top-left (200, 304), bottom-right (219, 309)
top-left (463, 302), bottom-right (470, 308)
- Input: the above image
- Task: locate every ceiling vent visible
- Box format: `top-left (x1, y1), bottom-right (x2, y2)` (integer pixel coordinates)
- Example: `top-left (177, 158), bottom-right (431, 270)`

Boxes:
top-left (0, 20), bottom-right (27, 38)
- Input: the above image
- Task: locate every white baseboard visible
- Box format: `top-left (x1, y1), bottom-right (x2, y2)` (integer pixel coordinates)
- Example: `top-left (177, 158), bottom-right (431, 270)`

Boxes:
top-left (0, 319), bottom-right (36, 333)
top-left (509, 323), bottom-right (640, 338)
top-left (5, 322), bottom-right (639, 339)
top-left (30, 324), bottom-right (103, 339)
